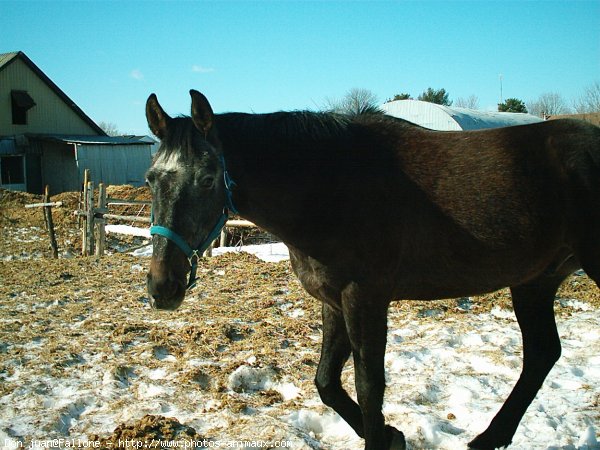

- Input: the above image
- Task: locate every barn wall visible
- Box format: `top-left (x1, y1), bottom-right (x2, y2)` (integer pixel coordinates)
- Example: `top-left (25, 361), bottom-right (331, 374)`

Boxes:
top-left (41, 142), bottom-right (79, 194)
top-left (75, 145), bottom-right (152, 187)
top-left (0, 58), bottom-right (99, 136)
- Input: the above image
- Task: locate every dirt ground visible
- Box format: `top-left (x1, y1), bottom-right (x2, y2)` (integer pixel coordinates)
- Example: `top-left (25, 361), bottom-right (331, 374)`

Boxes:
top-left (1, 187), bottom-right (599, 445)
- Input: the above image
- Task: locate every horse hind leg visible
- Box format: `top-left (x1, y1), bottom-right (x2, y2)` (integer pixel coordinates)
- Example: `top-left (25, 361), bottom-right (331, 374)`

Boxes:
top-left (469, 272), bottom-right (567, 450)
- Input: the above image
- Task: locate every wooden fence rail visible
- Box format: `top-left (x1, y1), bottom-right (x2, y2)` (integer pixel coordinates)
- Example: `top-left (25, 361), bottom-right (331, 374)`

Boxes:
top-left (78, 171), bottom-right (255, 257)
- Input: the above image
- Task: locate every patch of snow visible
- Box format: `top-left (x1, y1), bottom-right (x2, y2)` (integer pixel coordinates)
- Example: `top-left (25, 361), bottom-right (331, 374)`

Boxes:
top-left (227, 365), bottom-right (301, 402)
top-left (132, 245), bottom-right (152, 257)
top-left (212, 242), bottom-right (290, 262)
top-left (105, 224), bottom-right (151, 238)
top-left (228, 365), bottom-right (275, 392)
top-left (137, 382), bottom-right (172, 399)
top-left (133, 241), bottom-right (290, 262)
top-left (490, 307), bottom-right (514, 320)
top-left (558, 298), bottom-right (593, 311)
top-left (147, 368), bottom-right (168, 380)
top-left (285, 409), bottom-right (360, 447)
top-left (275, 381), bottom-right (302, 401)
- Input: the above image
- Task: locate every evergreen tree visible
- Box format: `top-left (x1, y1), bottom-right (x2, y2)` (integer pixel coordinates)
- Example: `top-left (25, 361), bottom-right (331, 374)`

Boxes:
top-left (498, 98), bottom-right (528, 113)
top-left (385, 93), bottom-right (412, 103)
top-left (417, 88), bottom-right (452, 106)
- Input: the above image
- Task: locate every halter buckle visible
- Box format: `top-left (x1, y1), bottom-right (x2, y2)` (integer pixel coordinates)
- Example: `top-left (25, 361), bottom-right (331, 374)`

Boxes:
top-left (188, 249), bottom-right (201, 267)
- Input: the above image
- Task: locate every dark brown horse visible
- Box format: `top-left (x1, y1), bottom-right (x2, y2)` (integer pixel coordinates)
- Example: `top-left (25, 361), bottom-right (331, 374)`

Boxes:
top-left (145, 90), bottom-right (600, 450)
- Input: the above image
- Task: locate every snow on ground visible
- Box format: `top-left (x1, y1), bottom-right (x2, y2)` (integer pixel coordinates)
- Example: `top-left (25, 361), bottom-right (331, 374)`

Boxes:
top-left (212, 242), bottom-right (290, 263)
top-left (1, 238), bottom-right (599, 449)
top-left (381, 305), bottom-right (599, 450)
top-left (106, 224), bottom-right (151, 239)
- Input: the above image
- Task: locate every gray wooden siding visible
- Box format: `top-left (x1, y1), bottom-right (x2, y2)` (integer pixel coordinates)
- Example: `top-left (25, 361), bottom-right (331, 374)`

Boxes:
top-left (75, 145), bottom-right (152, 187)
top-left (0, 58), bottom-right (98, 136)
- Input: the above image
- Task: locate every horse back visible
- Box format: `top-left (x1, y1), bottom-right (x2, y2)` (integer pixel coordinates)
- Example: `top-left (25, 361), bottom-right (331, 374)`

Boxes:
top-left (353, 117), bottom-right (600, 298)
top-left (387, 118), bottom-right (598, 233)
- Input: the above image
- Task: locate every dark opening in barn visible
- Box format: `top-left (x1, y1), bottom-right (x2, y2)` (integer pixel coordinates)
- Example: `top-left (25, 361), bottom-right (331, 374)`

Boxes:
top-left (0, 155), bottom-right (25, 184)
top-left (11, 90), bottom-right (36, 125)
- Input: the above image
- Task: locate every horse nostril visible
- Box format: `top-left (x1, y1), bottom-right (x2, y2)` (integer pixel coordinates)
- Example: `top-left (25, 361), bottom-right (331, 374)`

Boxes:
top-left (146, 270), bottom-right (185, 310)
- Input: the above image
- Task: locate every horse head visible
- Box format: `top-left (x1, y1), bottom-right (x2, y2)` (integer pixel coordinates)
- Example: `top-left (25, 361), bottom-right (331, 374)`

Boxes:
top-left (145, 90), bottom-right (229, 310)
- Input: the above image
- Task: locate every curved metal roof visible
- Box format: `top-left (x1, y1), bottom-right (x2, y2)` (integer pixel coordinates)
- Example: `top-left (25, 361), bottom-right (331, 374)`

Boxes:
top-left (381, 99), bottom-right (543, 131)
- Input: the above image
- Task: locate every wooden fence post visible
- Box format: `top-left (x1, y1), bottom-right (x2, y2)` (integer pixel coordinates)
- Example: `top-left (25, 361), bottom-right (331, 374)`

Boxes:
top-left (43, 185), bottom-right (59, 259)
top-left (85, 180), bottom-right (95, 256)
top-left (81, 169), bottom-right (89, 255)
top-left (95, 183), bottom-right (107, 257)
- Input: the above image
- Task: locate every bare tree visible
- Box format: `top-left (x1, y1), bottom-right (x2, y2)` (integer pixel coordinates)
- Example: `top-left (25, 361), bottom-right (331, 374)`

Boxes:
top-left (527, 92), bottom-right (570, 118)
top-left (573, 81), bottom-right (600, 113)
top-left (325, 88), bottom-right (380, 115)
top-left (454, 95), bottom-right (480, 109)
top-left (98, 121), bottom-right (121, 136)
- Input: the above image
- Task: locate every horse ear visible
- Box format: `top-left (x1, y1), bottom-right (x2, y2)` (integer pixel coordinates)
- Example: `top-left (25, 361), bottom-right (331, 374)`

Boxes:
top-left (190, 89), bottom-right (214, 135)
top-left (146, 93), bottom-right (171, 140)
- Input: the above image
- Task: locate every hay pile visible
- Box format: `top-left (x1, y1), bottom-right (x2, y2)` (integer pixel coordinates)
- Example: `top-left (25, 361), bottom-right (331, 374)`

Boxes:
top-left (1, 187), bottom-right (599, 446)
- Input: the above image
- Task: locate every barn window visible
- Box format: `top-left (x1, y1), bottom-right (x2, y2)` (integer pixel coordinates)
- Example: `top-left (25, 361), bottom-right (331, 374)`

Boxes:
top-left (0, 155), bottom-right (25, 185)
top-left (11, 90), bottom-right (36, 125)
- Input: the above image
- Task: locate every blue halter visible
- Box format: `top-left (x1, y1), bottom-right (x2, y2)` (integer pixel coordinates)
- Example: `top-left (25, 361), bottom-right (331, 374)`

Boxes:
top-left (150, 155), bottom-right (238, 290)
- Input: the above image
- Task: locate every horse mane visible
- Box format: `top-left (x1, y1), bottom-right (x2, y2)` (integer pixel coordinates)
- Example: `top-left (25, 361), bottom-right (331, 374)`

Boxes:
top-left (158, 108), bottom-right (413, 159)
top-left (216, 110), bottom-right (354, 146)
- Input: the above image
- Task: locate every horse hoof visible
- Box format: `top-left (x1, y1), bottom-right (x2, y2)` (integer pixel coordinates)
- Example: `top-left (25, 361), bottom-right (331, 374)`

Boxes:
top-left (468, 447), bottom-right (509, 450)
top-left (385, 425), bottom-right (406, 450)
top-left (468, 434), bottom-right (511, 450)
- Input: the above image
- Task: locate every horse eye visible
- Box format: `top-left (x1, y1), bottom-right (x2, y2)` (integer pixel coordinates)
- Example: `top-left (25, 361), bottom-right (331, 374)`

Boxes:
top-left (197, 175), bottom-right (215, 189)
top-left (146, 172), bottom-right (156, 187)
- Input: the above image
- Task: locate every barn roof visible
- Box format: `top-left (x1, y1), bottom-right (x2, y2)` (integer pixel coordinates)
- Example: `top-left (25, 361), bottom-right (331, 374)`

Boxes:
top-left (31, 134), bottom-right (155, 146)
top-left (0, 51), bottom-right (107, 136)
top-left (381, 99), bottom-right (543, 131)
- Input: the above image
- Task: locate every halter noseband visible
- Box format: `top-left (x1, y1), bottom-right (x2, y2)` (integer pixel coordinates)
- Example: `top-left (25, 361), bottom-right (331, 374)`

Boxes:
top-left (149, 154), bottom-right (238, 290)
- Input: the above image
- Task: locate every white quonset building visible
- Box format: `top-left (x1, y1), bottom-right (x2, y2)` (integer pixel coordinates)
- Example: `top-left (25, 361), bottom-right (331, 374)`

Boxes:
top-left (381, 99), bottom-right (543, 131)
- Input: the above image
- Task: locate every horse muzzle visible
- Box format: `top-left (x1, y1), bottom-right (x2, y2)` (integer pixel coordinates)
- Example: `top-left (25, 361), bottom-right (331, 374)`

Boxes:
top-left (146, 258), bottom-right (187, 310)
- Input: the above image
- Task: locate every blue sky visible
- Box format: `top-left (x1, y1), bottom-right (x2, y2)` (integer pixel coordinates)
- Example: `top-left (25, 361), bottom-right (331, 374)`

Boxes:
top-left (2, 1), bottom-right (599, 135)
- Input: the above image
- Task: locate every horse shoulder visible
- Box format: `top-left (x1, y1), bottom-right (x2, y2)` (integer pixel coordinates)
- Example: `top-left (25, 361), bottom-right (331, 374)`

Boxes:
top-left (288, 246), bottom-right (351, 309)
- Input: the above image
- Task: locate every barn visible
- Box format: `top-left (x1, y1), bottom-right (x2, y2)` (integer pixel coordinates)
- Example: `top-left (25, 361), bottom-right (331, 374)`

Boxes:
top-left (381, 99), bottom-right (543, 131)
top-left (0, 51), bottom-right (155, 194)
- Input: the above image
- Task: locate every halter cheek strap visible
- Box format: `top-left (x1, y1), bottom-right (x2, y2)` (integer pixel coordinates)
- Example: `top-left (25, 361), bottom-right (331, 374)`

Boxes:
top-left (149, 155), bottom-right (238, 290)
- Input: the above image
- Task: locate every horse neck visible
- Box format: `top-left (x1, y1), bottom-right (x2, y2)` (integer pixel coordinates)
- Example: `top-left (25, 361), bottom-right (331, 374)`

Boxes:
top-left (214, 112), bottom-right (352, 246)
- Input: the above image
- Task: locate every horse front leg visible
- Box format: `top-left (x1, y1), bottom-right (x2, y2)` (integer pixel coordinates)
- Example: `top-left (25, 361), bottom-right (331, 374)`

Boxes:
top-left (341, 282), bottom-right (406, 450)
top-left (315, 302), bottom-right (364, 435)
